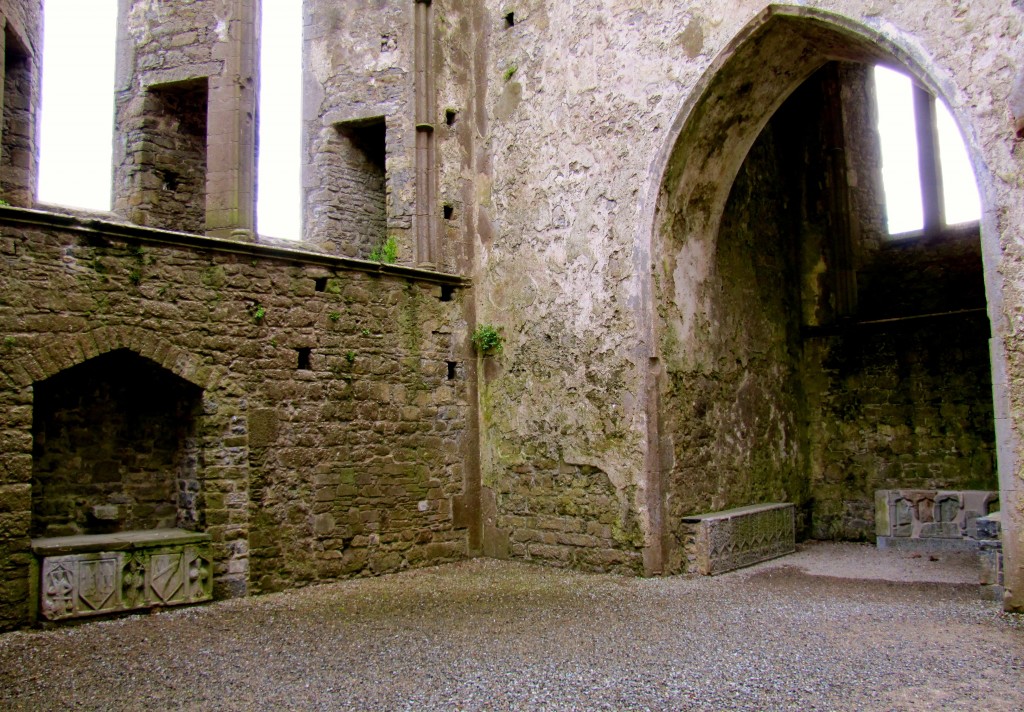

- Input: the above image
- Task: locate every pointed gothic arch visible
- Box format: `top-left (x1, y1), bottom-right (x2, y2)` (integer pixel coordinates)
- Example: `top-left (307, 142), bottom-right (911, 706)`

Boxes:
top-left (636, 5), bottom-right (1016, 608)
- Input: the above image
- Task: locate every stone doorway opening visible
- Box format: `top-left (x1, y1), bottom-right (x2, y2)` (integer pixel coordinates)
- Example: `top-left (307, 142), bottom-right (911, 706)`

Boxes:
top-left (652, 8), bottom-right (1003, 577)
top-left (31, 349), bottom-right (205, 538)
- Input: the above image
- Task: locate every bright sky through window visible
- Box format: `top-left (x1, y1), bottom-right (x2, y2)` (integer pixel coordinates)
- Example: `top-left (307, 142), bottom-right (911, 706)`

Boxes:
top-left (936, 100), bottom-right (982, 225)
top-left (873, 65), bottom-right (981, 235)
top-left (37, 0), bottom-right (117, 210)
top-left (873, 66), bottom-right (923, 234)
top-left (257, 0), bottom-right (302, 239)
top-left (37, 1), bottom-right (301, 238)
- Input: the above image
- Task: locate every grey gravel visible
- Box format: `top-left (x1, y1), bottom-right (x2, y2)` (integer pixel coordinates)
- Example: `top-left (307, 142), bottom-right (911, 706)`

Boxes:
top-left (1, 541), bottom-right (1022, 711)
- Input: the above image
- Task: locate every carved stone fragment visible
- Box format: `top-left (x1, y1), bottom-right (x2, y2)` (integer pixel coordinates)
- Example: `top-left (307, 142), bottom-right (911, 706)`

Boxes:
top-left (33, 529), bottom-right (213, 621)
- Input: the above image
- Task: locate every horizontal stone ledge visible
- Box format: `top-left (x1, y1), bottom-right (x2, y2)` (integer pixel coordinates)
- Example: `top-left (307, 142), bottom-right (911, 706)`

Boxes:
top-left (0, 206), bottom-right (471, 288)
top-left (31, 528), bottom-right (211, 556)
top-left (681, 502), bottom-right (792, 524)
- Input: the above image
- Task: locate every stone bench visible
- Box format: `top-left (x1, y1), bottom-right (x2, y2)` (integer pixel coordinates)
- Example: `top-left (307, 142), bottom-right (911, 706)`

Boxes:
top-left (875, 489), bottom-right (998, 552)
top-left (681, 503), bottom-right (796, 575)
top-left (30, 528), bottom-right (213, 621)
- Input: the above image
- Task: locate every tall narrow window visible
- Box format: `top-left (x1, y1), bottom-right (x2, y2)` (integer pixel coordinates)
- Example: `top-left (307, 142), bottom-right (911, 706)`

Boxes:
top-left (257, 0), bottom-right (302, 239)
top-left (873, 65), bottom-right (980, 237)
top-left (37, 0), bottom-right (117, 210)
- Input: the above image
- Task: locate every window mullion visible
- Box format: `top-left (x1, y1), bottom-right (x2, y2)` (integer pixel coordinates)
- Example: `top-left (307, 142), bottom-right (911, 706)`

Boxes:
top-left (912, 84), bottom-right (945, 234)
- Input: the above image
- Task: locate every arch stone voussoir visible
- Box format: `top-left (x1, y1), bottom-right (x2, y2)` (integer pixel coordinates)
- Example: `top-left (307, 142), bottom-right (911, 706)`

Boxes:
top-left (2, 326), bottom-right (228, 393)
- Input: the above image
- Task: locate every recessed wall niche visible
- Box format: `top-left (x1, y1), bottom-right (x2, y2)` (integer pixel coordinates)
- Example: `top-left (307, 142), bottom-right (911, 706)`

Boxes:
top-left (31, 349), bottom-right (204, 538)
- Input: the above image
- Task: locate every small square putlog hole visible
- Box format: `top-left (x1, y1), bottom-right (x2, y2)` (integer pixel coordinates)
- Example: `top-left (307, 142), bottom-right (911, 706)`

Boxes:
top-left (443, 203), bottom-right (454, 220)
top-left (445, 108), bottom-right (458, 126)
top-left (296, 348), bottom-right (312, 370)
top-left (447, 361), bottom-right (459, 380)
top-left (439, 285), bottom-right (455, 302)
top-left (314, 277), bottom-right (328, 292)
top-left (504, 12), bottom-right (515, 28)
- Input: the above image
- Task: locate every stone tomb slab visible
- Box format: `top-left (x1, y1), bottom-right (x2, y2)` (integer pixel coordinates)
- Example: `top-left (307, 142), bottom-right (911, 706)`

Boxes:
top-left (875, 489), bottom-right (998, 552)
top-left (31, 529), bottom-right (213, 621)
top-left (681, 503), bottom-right (796, 575)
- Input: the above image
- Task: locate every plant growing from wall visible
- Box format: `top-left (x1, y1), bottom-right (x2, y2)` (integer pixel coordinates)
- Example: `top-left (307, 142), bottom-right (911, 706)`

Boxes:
top-left (471, 324), bottom-right (503, 355)
top-left (249, 302), bottom-right (267, 324)
top-left (345, 351), bottom-right (357, 365)
top-left (369, 235), bottom-right (398, 264)
top-left (329, 311), bottom-right (342, 323)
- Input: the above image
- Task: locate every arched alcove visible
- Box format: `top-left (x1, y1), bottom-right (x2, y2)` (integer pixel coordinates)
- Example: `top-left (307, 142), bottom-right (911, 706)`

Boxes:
top-left (32, 349), bottom-right (205, 538)
top-left (645, 7), bottom-right (1007, 581)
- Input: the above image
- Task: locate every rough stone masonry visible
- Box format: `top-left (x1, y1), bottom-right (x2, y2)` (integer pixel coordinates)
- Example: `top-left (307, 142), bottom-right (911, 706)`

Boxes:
top-left (0, 0), bottom-right (1022, 629)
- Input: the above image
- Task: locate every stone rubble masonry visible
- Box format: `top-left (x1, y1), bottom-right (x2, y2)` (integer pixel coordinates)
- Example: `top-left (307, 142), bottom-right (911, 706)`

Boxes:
top-left (472, 0), bottom-right (1023, 608)
top-left (0, 208), bottom-right (470, 630)
top-left (303, 0), bottom-right (418, 264)
top-left (113, 0), bottom-right (258, 239)
top-left (0, 0), bottom-right (40, 208)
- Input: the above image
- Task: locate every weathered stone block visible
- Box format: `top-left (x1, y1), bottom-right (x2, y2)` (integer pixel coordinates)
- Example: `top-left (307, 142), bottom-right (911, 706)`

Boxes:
top-left (32, 529), bottom-right (212, 621)
top-left (875, 490), bottom-right (998, 550)
top-left (681, 503), bottom-right (796, 576)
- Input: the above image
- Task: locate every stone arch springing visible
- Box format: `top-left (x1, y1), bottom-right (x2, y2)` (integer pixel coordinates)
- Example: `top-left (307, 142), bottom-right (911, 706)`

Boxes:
top-left (637, 5), bottom-right (1012, 591)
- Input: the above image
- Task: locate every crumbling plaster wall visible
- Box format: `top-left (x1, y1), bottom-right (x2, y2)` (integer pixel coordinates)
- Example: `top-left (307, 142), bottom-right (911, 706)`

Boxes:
top-left (474, 0), bottom-right (1024, 596)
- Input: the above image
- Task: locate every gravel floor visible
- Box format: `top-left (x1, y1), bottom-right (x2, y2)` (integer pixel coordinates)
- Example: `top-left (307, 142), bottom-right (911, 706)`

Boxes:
top-left (1, 541), bottom-right (1022, 711)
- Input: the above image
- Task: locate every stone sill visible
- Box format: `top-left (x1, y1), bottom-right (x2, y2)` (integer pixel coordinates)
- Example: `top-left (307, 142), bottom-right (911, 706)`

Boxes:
top-left (681, 502), bottom-right (792, 524)
top-left (32, 528), bottom-right (211, 556)
top-left (0, 206), bottom-right (471, 288)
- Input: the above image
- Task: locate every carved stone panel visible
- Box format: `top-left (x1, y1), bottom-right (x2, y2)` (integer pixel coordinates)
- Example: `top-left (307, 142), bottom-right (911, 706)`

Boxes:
top-left (875, 490), bottom-right (999, 550)
top-left (682, 503), bottom-right (796, 575)
top-left (33, 529), bottom-right (213, 621)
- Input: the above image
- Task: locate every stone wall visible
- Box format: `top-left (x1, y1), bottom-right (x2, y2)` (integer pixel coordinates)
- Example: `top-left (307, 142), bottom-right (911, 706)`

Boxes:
top-left (660, 103), bottom-right (806, 569)
top-left (0, 208), bottom-right (470, 629)
top-left (303, 0), bottom-right (415, 261)
top-left (0, 0), bottom-right (40, 207)
top-left (32, 349), bottom-right (204, 537)
top-left (114, 0), bottom-right (257, 237)
top-left (2, 0), bottom-right (1023, 615)
top-left (466, 1), bottom-right (1024, 587)
top-left (120, 79), bottom-right (209, 232)
top-left (308, 118), bottom-right (389, 260)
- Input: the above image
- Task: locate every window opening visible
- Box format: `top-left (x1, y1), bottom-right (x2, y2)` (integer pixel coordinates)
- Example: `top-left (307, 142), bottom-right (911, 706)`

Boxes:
top-left (325, 116), bottom-right (388, 259)
top-left (129, 79), bottom-right (209, 232)
top-left (257, 0), bottom-right (302, 239)
top-left (873, 65), bottom-right (980, 237)
top-left (37, 0), bottom-right (117, 210)
top-left (1, 27), bottom-right (32, 205)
